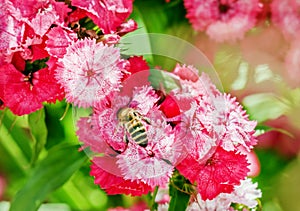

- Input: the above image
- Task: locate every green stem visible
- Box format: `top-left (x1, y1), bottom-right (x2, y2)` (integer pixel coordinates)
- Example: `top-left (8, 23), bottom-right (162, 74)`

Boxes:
top-left (150, 186), bottom-right (159, 211)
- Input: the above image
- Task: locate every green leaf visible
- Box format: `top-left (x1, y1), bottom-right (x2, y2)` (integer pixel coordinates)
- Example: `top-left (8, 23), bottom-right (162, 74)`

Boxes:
top-left (243, 93), bottom-right (289, 123)
top-left (168, 172), bottom-right (191, 211)
top-left (28, 109), bottom-right (47, 164)
top-left (149, 69), bottom-right (179, 93)
top-left (10, 143), bottom-right (87, 211)
top-left (168, 185), bottom-right (190, 211)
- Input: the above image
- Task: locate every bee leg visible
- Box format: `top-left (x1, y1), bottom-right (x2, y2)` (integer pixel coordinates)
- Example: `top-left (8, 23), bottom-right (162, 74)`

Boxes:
top-left (124, 134), bottom-right (129, 144)
top-left (143, 116), bottom-right (151, 125)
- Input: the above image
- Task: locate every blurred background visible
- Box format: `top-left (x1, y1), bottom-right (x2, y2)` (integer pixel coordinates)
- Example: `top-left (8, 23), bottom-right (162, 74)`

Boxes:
top-left (1, 0), bottom-right (300, 210)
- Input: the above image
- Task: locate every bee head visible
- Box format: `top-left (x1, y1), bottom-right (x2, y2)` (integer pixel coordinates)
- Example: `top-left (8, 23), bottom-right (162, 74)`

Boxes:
top-left (116, 107), bottom-right (130, 121)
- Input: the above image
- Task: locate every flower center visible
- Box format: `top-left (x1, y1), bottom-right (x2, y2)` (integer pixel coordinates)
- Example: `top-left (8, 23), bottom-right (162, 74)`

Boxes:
top-left (219, 3), bottom-right (230, 13)
top-left (205, 158), bottom-right (215, 166)
top-left (23, 72), bottom-right (34, 90)
top-left (147, 150), bottom-right (155, 157)
top-left (86, 69), bottom-right (96, 77)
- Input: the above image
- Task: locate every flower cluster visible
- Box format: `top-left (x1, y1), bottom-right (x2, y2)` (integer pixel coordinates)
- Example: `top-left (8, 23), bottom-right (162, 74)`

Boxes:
top-left (76, 60), bottom-right (261, 209)
top-left (0, 0), bottom-right (135, 115)
top-left (1, 0), bottom-right (262, 210)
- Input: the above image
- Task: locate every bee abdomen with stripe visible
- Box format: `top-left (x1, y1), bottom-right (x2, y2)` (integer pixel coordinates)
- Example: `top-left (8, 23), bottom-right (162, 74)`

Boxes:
top-left (117, 107), bottom-right (150, 147)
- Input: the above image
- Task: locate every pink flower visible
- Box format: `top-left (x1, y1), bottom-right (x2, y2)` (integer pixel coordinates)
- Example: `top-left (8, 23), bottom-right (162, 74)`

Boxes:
top-left (92, 86), bottom-right (181, 187)
top-left (55, 39), bottom-right (122, 107)
top-left (116, 122), bottom-right (178, 187)
top-left (184, 0), bottom-right (261, 42)
top-left (173, 65), bottom-right (257, 160)
top-left (177, 147), bottom-right (250, 200)
top-left (71, 0), bottom-right (133, 34)
top-left (187, 178), bottom-right (261, 210)
top-left (271, 0), bottom-right (300, 40)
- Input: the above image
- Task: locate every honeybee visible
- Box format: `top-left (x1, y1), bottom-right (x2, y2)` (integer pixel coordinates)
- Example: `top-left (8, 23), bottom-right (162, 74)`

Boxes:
top-left (117, 107), bottom-right (151, 148)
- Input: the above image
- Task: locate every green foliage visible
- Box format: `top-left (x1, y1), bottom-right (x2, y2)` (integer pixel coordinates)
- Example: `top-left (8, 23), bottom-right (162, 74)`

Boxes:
top-left (243, 93), bottom-right (288, 123)
top-left (168, 171), bottom-right (192, 211)
top-left (28, 109), bottom-right (47, 164)
top-left (9, 144), bottom-right (87, 211)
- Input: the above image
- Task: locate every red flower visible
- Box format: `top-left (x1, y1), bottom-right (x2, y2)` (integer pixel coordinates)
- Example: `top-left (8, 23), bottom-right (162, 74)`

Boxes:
top-left (0, 63), bottom-right (63, 115)
top-left (177, 146), bottom-right (249, 200)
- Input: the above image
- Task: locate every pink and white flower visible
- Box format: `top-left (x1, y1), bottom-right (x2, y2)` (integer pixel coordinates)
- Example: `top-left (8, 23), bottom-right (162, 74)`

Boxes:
top-left (91, 86), bottom-right (182, 187)
top-left (55, 39), bottom-right (123, 107)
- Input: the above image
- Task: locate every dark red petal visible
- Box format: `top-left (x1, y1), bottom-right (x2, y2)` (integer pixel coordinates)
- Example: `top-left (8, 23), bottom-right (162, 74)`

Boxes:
top-left (159, 94), bottom-right (181, 119)
top-left (11, 52), bottom-right (26, 72)
top-left (31, 37), bottom-right (49, 61)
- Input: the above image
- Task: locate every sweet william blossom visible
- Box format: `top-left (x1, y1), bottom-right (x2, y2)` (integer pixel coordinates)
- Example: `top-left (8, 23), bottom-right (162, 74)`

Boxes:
top-left (184, 0), bottom-right (261, 42)
top-left (0, 62), bottom-right (63, 115)
top-left (92, 86), bottom-right (182, 187)
top-left (55, 39), bottom-right (123, 107)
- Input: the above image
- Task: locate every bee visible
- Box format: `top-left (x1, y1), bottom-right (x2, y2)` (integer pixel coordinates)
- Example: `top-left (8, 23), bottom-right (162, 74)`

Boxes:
top-left (117, 107), bottom-right (151, 148)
